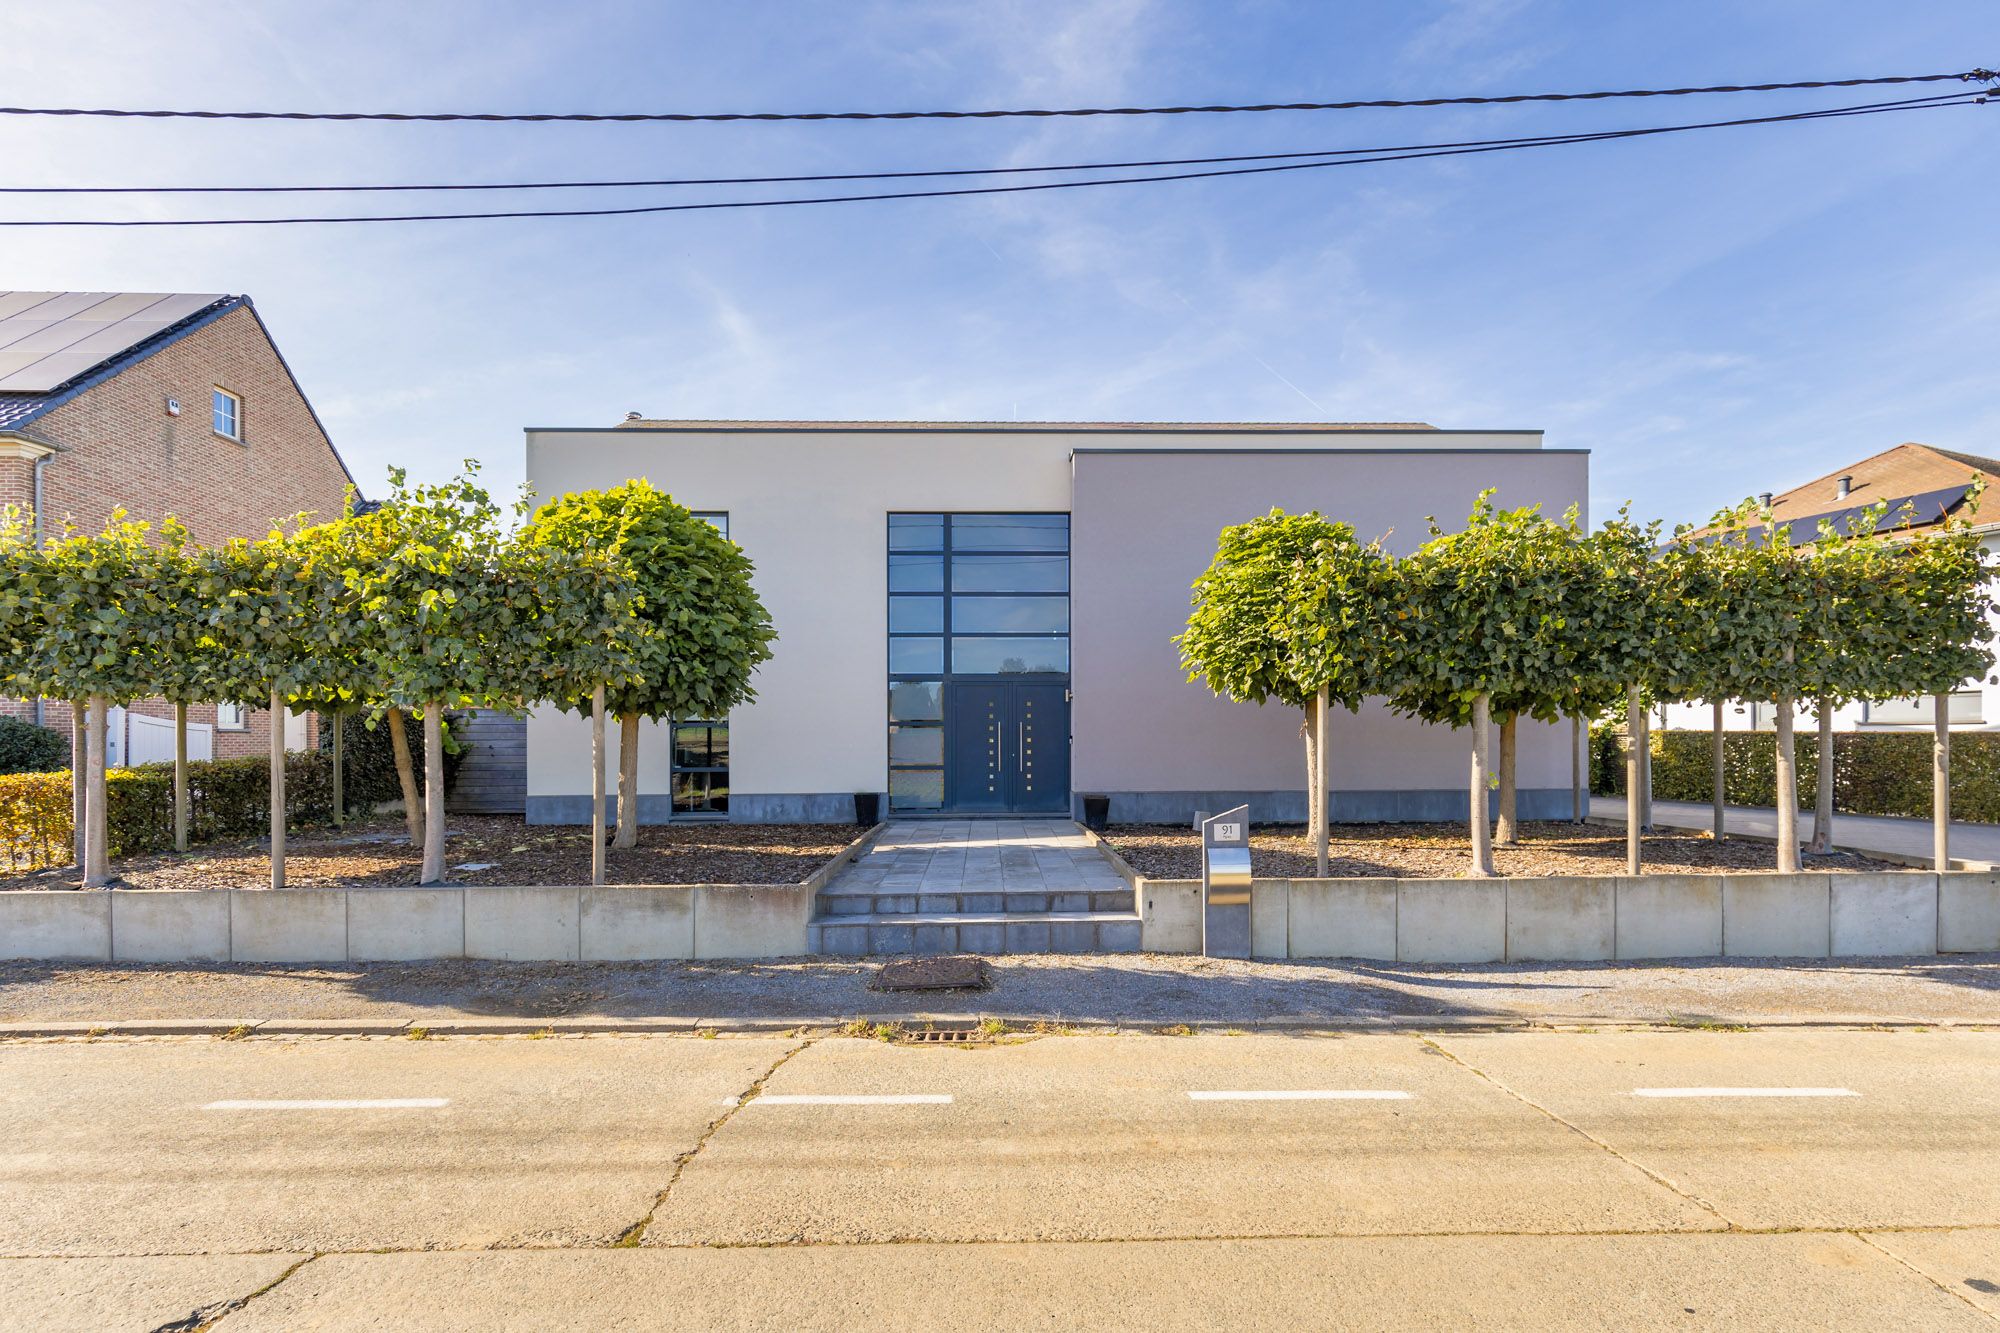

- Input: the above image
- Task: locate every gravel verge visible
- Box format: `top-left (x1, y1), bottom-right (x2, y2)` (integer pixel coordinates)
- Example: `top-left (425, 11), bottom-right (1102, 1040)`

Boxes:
top-left (1106, 821), bottom-right (1900, 879)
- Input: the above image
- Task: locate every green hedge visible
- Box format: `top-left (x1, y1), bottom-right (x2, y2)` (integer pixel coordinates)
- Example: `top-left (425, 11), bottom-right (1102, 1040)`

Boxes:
top-left (0, 716), bottom-right (69, 775)
top-left (1592, 727), bottom-right (2000, 824)
top-left (316, 710), bottom-right (467, 808)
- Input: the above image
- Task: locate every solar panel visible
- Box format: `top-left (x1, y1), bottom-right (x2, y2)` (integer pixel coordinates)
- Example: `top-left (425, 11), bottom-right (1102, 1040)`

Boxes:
top-left (0, 291), bottom-right (226, 392)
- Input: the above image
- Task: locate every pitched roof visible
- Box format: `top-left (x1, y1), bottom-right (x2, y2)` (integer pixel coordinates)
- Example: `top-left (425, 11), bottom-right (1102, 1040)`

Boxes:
top-left (0, 291), bottom-right (240, 432)
top-left (1743, 443), bottom-right (2000, 538)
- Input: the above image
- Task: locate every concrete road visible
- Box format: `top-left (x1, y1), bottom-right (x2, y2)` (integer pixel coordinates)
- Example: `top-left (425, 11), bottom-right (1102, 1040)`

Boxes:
top-left (4, 1030), bottom-right (1999, 1329)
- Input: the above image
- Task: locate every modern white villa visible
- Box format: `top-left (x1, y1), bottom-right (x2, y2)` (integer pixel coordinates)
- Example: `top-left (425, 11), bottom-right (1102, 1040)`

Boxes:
top-left (522, 419), bottom-right (1589, 825)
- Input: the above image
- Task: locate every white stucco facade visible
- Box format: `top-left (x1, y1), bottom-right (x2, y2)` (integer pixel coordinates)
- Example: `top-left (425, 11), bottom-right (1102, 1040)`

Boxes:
top-left (522, 421), bottom-right (1585, 825)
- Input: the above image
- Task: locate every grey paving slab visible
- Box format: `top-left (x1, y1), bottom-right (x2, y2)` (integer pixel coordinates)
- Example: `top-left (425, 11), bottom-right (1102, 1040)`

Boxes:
top-left (0, 1253), bottom-right (308, 1333)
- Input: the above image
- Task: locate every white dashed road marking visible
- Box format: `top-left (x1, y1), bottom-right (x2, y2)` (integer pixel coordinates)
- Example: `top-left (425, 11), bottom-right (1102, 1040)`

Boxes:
top-left (750, 1094), bottom-right (953, 1106)
top-left (205, 1098), bottom-right (450, 1111)
top-left (1632, 1088), bottom-right (1859, 1099)
top-left (1188, 1090), bottom-right (1413, 1102)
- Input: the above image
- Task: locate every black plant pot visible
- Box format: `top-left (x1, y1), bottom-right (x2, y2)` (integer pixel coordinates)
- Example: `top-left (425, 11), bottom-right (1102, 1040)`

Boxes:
top-left (1081, 793), bottom-right (1110, 832)
top-left (854, 792), bottom-right (882, 826)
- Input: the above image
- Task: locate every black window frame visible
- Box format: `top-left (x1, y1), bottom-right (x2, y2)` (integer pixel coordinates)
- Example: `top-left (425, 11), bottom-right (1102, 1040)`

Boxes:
top-left (669, 510), bottom-right (733, 818)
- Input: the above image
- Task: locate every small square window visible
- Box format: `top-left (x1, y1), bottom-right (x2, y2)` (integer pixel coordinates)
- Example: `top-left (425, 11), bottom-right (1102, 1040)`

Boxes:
top-left (215, 702), bottom-right (248, 731)
top-left (212, 388), bottom-right (242, 441)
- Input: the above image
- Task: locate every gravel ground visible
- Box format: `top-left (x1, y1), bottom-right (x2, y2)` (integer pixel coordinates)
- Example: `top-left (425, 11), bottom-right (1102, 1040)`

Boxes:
top-left (3, 953), bottom-right (1996, 1027)
top-left (1106, 821), bottom-right (1900, 879)
top-left (1, 816), bottom-right (862, 891)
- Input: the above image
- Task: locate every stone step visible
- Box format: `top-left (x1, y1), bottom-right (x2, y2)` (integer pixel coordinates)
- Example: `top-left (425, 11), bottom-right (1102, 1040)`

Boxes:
top-left (808, 910), bottom-right (1142, 957)
top-left (816, 888), bottom-right (1134, 917)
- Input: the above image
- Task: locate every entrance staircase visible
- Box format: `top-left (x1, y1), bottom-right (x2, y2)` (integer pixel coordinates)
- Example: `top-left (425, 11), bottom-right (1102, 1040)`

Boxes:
top-left (807, 819), bottom-right (1141, 955)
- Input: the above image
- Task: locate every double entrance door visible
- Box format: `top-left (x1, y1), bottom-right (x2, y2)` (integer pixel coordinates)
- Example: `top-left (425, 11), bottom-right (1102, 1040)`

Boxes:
top-left (945, 680), bottom-right (1069, 814)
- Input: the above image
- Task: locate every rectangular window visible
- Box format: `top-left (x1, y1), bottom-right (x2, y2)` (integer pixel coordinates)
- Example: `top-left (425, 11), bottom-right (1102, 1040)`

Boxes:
top-left (888, 725), bottom-right (944, 766)
top-left (670, 719), bottom-right (728, 816)
top-left (951, 595), bottom-right (1069, 635)
top-left (952, 554), bottom-right (1068, 592)
top-left (889, 680), bottom-right (943, 722)
top-left (888, 596), bottom-right (943, 634)
top-left (212, 388), bottom-right (242, 441)
top-left (889, 768), bottom-right (944, 810)
top-left (888, 514), bottom-right (944, 551)
top-left (692, 511), bottom-right (729, 539)
top-left (952, 637), bottom-right (1070, 675)
top-left (888, 554), bottom-right (944, 592)
top-left (889, 637), bottom-right (944, 675)
top-left (949, 513), bottom-right (1068, 551)
top-left (215, 702), bottom-right (247, 731)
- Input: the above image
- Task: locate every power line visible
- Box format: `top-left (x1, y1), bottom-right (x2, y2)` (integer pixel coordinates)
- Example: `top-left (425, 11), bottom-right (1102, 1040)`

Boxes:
top-left (0, 93), bottom-right (1982, 228)
top-left (2, 90), bottom-right (1977, 196)
top-left (0, 70), bottom-right (1991, 125)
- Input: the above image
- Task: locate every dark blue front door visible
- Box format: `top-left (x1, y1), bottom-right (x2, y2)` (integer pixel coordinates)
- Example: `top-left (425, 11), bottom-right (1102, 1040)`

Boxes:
top-left (945, 681), bottom-right (1068, 813)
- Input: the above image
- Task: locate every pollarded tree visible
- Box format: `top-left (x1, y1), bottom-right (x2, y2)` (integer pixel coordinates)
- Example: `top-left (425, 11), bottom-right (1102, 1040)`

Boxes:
top-left (521, 480), bottom-right (776, 848)
top-left (1178, 509), bottom-right (1394, 857)
top-left (1384, 495), bottom-right (1610, 874)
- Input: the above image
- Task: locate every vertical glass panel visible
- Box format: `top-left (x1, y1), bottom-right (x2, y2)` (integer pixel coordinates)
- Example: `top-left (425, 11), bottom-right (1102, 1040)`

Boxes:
top-left (951, 596), bottom-right (1069, 634)
top-left (888, 513), bottom-right (945, 551)
top-left (950, 513), bottom-right (1068, 551)
top-left (672, 723), bottom-right (709, 768)
top-left (952, 637), bottom-right (1069, 674)
top-left (889, 680), bottom-right (944, 721)
top-left (888, 554), bottom-right (944, 591)
top-left (693, 512), bottom-right (728, 539)
top-left (952, 555), bottom-right (1067, 592)
top-left (889, 637), bottom-right (944, 674)
top-left (888, 596), bottom-right (943, 633)
top-left (705, 722), bottom-right (728, 770)
top-left (889, 768), bottom-right (944, 809)
top-left (889, 725), bottom-right (944, 766)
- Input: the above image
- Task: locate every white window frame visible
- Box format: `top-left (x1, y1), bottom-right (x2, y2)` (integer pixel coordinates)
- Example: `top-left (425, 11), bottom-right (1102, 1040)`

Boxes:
top-left (215, 701), bottom-right (249, 731)
top-left (212, 387), bottom-right (242, 441)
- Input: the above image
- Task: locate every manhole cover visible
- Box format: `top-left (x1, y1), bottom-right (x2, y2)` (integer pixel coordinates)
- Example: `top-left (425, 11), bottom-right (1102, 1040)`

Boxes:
top-left (873, 956), bottom-right (990, 992)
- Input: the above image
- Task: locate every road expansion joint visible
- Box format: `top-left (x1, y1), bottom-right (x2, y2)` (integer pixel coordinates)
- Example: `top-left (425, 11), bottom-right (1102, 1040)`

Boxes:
top-left (1418, 1035), bottom-right (1739, 1230)
top-left (168, 1252), bottom-right (319, 1332)
top-left (610, 1034), bottom-right (819, 1248)
top-left (1852, 1232), bottom-right (2000, 1323)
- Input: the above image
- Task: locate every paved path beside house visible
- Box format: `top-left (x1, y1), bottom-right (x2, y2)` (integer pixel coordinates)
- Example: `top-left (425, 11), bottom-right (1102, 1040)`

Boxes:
top-left (825, 819), bottom-right (1128, 897)
top-left (1589, 796), bottom-right (2000, 867)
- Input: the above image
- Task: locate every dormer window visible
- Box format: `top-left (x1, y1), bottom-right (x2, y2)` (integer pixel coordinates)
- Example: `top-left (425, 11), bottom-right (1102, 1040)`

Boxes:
top-left (212, 387), bottom-right (242, 441)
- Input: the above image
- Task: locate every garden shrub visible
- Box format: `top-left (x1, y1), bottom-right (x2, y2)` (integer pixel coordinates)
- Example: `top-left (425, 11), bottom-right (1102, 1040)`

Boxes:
top-left (319, 710), bottom-right (467, 808)
top-left (0, 716), bottom-right (69, 775)
top-left (1593, 727), bottom-right (2000, 824)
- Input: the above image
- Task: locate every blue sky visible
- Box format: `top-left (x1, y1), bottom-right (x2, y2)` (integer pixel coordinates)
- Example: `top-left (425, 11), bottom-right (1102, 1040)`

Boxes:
top-left (2, 1), bottom-right (1994, 528)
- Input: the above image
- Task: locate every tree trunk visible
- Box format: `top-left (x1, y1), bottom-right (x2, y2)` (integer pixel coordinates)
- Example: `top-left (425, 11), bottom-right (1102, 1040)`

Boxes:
top-left (71, 704), bottom-right (87, 870)
top-left (1638, 705), bottom-right (1654, 832)
top-left (421, 704), bottom-right (447, 884)
top-left (591, 685), bottom-right (608, 887)
top-left (1469, 693), bottom-right (1495, 877)
top-left (1808, 696), bottom-right (1835, 855)
top-left (615, 711), bottom-right (642, 849)
top-left (1711, 699), bottom-right (1726, 842)
top-left (173, 701), bottom-right (189, 853)
top-left (1496, 713), bottom-right (1519, 846)
top-left (1314, 687), bottom-right (1330, 877)
top-left (83, 695), bottom-right (109, 888)
top-left (1625, 688), bottom-right (1643, 875)
top-left (387, 707), bottom-right (423, 847)
top-left (1935, 692), bottom-right (1951, 872)
top-left (331, 710), bottom-right (344, 829)
top-left (1570, 713), bottom-right (1583, 824)
top-left (1300, 707), bottom-right (1323, 846)
top-left (1774, 693), bottom-right (1800, 873)
top-left (269, 689), bottom-right (286, 892)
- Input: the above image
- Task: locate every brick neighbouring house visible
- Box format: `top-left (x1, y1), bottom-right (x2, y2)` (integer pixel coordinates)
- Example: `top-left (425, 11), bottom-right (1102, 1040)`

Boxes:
top-left (0, 291), bottom-right (360, 764)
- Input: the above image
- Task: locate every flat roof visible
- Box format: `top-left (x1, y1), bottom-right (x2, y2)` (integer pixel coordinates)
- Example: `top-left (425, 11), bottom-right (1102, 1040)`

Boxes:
top-left (530, 419), bottom-right (1545, 436)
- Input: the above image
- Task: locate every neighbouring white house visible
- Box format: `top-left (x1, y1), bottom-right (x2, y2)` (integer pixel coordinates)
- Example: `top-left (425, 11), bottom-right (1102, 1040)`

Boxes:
top-left (1657, 442), bottom-right (2000, 736)
top-left (522, 418), bottom-right (1591, 825)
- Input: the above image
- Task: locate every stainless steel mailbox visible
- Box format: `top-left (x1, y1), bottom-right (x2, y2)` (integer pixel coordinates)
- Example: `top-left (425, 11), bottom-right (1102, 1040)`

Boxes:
top-left (1201, 805), bottom-right (1252, 959)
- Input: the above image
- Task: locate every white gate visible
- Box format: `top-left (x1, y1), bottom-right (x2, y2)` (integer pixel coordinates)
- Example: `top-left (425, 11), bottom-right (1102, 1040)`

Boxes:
top-left (125, 712), bottom-right (214, 767)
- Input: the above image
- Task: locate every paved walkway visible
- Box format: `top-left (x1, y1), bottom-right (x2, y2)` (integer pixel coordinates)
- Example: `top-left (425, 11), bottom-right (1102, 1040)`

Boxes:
top-left (828, 819), bottom-right (1127, 895)
top-left (1589, 795), bottom-right (2000, 865)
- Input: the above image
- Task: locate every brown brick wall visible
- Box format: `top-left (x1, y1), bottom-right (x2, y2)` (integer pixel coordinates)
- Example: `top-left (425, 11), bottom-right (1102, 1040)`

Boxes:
top-left (4, 301), bottom-right (351, 756)
top-left (0, 452), bottom-right (33, 516)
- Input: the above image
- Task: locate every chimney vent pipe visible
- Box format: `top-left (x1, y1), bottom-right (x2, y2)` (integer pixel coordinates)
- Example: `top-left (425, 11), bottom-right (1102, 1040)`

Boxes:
top-left (1757, 491), bottom-right (1773, 508)
top-left (1837, 475), bottom-right (1853, 499)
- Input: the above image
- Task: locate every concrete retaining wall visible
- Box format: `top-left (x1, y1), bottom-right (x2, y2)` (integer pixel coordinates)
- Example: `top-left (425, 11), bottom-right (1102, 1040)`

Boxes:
top-left (1203, 869), bottom-right (1978, 963)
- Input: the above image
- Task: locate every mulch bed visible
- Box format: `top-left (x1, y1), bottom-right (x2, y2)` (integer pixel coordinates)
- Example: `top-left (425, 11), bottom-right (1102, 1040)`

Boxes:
top-left (2, 815), bottom-right (863, 891)
top-left (1104, 821), bottom-right (1902, 879)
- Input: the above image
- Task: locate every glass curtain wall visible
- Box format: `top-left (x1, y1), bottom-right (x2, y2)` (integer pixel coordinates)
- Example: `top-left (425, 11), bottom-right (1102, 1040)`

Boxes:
top-left (887, 512), bottom-right (1070, 811)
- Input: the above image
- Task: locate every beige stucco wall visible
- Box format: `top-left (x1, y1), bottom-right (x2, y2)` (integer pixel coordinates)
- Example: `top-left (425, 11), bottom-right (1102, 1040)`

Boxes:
top-left (522, 424), bottom-right (1558, 818)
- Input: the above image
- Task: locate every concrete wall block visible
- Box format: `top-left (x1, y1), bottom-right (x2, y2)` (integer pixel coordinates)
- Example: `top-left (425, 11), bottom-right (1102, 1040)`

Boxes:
top-left (1506, 877), bottom-right (1616, 962)
top-left (1397, 879), bottom-right (1504, 964)
top-left (1140, 880), bottom-right (1201, 954)
top-left (580, 887), bottom-right (694, 961)
top-left (347, 889), bottom-right (463, 961)
top-left (1250, 879), bottom-right (1290, 959)
top-left (229, 890), bottom-right (347, 963)
top-left (464, 886), bottom-right (580, 961)
top-left (1831, 872), bottom-right (1938, 957)
top-left (694, 885), bottom-right (811, 959)
top-left (1939, 871), bottom-right (2000, 953)
top-left (1285, 879), bottom-right (1397, 960)
top-left (111, 890), bottom-right (230, 963)
top-left (1615, 876), bottom-right (1723, 960)
top-left (0, 892), bottom-right (111, 961)
top-left (1723, 873), bottom-right (1831, 958)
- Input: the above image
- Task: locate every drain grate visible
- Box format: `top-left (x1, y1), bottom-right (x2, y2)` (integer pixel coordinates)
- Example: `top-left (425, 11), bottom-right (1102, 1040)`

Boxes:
top-left (900, 1027), bottom-right (977, 1044)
